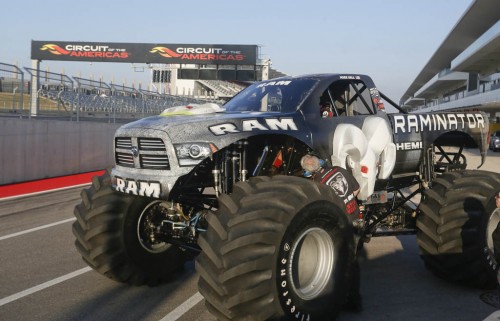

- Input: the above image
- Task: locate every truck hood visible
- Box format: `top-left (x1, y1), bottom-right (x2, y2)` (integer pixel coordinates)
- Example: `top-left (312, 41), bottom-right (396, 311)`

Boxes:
top-left (116, 104), bottom-right (308, 147)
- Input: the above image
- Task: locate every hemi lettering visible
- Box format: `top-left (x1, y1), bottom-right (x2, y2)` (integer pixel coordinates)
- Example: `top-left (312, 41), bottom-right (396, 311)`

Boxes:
top-left (396, 141), bottom-right (423, 150)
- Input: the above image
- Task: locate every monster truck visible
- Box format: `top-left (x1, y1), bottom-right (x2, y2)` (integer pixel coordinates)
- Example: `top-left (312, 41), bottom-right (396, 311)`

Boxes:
top-left (73, 74), bottom-right (500, 320)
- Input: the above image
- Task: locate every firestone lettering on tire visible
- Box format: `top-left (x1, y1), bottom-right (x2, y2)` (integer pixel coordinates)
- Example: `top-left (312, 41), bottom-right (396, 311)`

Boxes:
top-left (279, 240), bottom-right (311, 321)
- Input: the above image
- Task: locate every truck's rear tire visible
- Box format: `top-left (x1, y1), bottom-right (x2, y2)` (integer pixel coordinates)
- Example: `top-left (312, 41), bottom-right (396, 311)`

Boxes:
top-left (196, 176), bottom-right (355, 321)
top-left (416, 170), bottom-right (500, 288)
top-left (72, 171), bottom-right (188, 286)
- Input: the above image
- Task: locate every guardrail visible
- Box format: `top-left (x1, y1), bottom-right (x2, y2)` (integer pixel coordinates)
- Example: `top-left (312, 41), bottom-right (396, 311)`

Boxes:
top-left (0, 62), bottom-right (217, 122)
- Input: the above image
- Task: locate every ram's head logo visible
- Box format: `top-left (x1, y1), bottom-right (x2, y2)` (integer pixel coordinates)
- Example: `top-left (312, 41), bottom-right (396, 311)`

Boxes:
top-left (130, 146), bottom-right (139, 158)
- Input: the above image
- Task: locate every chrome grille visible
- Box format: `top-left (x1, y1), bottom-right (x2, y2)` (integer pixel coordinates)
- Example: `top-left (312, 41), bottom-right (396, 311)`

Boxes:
top-left (116, 152), bottom-right (135, 167)
top-left (115, 137), bottom-right (132, 149)
top-left (139, 138), bottom-right (166, 151)
top-left (115, 136), bottom-right (170, 170)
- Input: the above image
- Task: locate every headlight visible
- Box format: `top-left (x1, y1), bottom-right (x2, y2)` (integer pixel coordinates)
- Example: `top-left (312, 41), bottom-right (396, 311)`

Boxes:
top-left (174, 143), bottom-right (217, 166)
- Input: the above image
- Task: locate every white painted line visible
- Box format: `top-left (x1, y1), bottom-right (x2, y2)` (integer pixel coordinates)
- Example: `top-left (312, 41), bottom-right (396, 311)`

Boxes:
top-left (0, 267), bottom-right (92, 307)
top-left (159, 292), bottom-right (204, 321)
top-left (0, 217), bottom-right (76, 241)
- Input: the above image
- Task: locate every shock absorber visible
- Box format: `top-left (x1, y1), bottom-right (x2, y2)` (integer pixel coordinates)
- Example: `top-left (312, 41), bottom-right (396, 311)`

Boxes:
top-left (222, 149), bottom-right (232, 194)
top-left (238, 140), bottom-right (249, 182)
top-left (212, 154), bottom-right (221, 197)
top-left (420, 145), bottom-right (434, 188)
top-left (232, 148), bottom-right (239, 186)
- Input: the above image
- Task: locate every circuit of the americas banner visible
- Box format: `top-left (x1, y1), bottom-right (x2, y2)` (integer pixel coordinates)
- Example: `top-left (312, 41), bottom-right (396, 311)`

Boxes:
top-left (31, 41), bottom-right (258, 65)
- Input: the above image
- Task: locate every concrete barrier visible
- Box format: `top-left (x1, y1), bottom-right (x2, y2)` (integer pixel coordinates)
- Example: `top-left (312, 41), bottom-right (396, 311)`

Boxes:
top-left (0, 118), bottom-right (121, 185)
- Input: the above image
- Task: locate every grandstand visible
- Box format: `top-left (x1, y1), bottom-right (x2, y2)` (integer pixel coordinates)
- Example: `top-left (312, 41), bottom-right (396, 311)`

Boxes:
top-left (152, 63), bottom-right (287, 102)
top-left (195, 80), bottom-right (247, 99)
top-left (0, 62), bottom-right (223, 121)
top-left (36, 79), bottom-right (213, 118)
top-left (1, 61), bottom-right (288, 121)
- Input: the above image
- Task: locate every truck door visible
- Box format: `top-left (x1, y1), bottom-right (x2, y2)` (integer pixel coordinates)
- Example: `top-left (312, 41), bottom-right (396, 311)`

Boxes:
top-left (306, 78), bottom-right (397, 200)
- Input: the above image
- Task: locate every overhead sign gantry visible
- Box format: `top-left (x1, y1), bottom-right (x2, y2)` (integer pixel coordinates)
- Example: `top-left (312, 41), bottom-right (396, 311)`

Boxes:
top-left (29, 41), bottom-right (261, 116)
top-left (31, 41), bottom-right (259, 80)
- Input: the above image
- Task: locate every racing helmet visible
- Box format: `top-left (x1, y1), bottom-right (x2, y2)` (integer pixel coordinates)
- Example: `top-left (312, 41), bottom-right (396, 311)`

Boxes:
top-left (267, 87), bottom-right (283, 112)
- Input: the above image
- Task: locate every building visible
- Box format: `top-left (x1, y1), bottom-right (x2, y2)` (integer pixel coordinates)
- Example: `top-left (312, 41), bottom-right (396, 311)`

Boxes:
top-left (148, 60), bottom-right (288, 102)
top-left (400, 0), bottom-right (500, 129)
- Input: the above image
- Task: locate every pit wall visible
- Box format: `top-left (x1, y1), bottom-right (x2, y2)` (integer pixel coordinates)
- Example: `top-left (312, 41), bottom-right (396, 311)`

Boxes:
top-left (0, 118), bottom-right (121, 185)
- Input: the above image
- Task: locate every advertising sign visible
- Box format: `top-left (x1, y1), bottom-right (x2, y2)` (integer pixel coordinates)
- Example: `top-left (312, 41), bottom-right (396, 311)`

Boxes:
top-left (31, 41), bottom-right (258, 65)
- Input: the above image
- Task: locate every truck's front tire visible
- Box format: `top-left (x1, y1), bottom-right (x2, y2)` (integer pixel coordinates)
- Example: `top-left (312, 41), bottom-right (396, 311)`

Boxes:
top-left (72, 171), bottom-right (188, 286)
top-left (416, 170), bottom-right (500, 288)
top-left (196, 176), bottom-right (355, 321)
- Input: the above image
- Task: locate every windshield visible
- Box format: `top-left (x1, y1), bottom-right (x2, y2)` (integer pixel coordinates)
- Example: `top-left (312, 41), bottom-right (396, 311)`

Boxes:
top-left (224, 78), bottom-right (319, 113)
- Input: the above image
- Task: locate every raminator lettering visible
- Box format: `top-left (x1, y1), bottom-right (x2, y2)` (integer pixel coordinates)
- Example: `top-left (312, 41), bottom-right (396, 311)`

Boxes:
top-left (393, 113), bottom-right (485, 133)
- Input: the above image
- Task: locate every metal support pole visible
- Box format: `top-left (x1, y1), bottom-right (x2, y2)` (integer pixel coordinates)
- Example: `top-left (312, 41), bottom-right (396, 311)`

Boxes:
top-left (30, 60), bottom-right (40, 118)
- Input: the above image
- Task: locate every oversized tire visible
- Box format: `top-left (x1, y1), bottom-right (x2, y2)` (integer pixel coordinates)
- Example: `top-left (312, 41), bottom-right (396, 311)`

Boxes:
top-left (196, 176), bottom-right (356, 321)
top-left (72, 171), bottom-right (189, 286)
top-left (416, 170), bottom-right (500, 288)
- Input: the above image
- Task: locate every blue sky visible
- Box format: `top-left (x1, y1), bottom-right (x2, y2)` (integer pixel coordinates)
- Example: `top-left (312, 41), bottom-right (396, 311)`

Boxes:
top-left (1, 0), bottom-right (473, 102)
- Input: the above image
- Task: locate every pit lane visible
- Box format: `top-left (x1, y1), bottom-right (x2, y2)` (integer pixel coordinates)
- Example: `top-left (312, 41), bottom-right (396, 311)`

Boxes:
top-left (0, 149), bottom-right (499, 321)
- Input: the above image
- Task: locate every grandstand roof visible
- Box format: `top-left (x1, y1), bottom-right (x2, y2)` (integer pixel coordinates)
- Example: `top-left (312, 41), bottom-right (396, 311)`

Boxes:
top-left (400, 0), bottom-right (500, 104)
top-left (269, 68), bottom-right (288, 79)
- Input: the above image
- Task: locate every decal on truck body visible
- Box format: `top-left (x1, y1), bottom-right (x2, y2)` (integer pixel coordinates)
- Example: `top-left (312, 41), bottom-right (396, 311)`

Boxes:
top-left (209, 117), bottom-right (298, 136)
top-left (396, 141), bottom-right (423, 151)
top-left (115, 177), bottom-right (161, 198)
top-left (393, 113), bottom-right (485, 134)
top-left (256, 80), bottom-right (292, 88)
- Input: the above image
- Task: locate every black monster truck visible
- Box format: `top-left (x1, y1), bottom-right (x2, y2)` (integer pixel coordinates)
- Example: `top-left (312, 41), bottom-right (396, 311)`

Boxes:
top-left (73, 74), bottom-right (500, 320)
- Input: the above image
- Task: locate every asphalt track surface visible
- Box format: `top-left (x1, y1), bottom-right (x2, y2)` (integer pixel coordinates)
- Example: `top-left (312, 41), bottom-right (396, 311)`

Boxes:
top-left (1, 149), bottom-right (499, 321)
